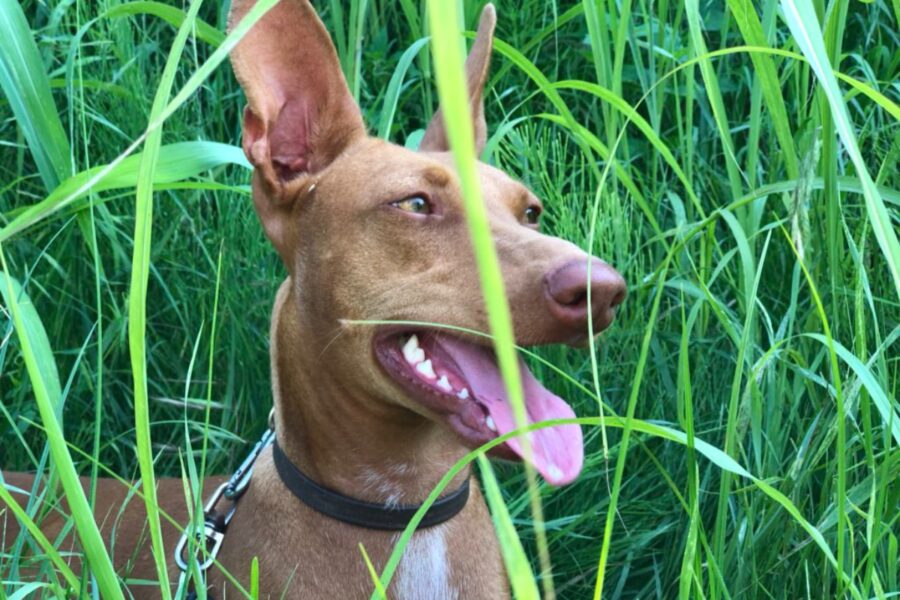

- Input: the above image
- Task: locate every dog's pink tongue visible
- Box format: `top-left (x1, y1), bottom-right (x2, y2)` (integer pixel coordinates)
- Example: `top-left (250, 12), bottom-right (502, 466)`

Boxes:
top-left (438, 338), bottom-right (584, 486)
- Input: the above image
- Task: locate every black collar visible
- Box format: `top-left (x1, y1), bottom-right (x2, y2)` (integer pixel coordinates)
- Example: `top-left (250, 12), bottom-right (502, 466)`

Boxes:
top-left (272, 441), bottom-right (470, 530)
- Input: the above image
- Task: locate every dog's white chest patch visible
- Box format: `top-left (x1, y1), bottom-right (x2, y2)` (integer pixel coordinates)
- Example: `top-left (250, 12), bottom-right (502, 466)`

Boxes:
top-left (393, 525), bottom-right (457, 600)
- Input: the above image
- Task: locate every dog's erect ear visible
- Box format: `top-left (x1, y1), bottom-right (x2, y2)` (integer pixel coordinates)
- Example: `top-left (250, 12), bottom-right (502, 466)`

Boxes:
top-left (420, 4), bottom-right (496, 154)
top-left (229, 0), bottom-right (365, 197)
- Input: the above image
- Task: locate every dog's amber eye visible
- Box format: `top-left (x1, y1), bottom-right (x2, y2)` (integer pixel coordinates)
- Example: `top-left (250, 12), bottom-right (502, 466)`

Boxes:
top-left (391, 196), bottom-right (432, 215)
top-left (524, 206), bottom-right (541, 225)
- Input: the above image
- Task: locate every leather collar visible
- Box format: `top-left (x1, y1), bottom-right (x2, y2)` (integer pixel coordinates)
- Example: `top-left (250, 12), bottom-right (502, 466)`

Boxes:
top-left (272, 441), bottom-right (469, 530)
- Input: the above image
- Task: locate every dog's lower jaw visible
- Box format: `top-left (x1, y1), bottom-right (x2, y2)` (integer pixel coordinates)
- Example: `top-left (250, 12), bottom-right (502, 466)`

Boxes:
top-left (209, 280), bottom-right (509, 598)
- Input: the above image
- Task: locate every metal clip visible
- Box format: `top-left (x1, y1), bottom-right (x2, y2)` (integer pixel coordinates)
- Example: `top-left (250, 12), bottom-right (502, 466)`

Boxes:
top-left (175, 483), bottom-right (232, 572)
top-left (173, 410), bottom-right (277, 597)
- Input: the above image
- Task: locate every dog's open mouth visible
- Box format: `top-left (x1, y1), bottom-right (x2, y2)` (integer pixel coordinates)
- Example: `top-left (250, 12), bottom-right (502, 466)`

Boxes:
top-left (374, 330), bottom-right (584, 486)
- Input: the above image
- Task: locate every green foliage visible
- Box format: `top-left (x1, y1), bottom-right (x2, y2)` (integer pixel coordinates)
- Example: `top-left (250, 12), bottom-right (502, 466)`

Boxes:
top-left (0, 0), bottom-right (72, 190)
top-left (478, 455), bottom-right (541, 600)
top-left (1, 0), bottom-right (898, 598)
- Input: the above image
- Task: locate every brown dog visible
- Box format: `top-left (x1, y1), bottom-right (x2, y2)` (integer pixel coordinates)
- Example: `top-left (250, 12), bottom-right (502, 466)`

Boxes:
top-left (2, 1), bottom-right (625, 598)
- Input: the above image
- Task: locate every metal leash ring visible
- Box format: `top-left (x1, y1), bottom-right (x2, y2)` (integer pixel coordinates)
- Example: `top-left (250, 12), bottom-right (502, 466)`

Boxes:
top-left (174, 483), bottom-right (232, 573)
top-left (174, 410), bottom-right (277, 596)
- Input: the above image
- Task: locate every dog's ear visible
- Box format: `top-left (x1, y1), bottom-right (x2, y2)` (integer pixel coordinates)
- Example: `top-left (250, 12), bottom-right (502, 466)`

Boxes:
top-left (420, 4), bottom-right (496, 154)
top-left (229, 0), bottom-right (365, 198)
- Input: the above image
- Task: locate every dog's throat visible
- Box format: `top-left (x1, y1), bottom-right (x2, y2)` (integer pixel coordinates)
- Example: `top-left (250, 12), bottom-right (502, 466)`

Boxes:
top-left (271, 441), bottom-right (469, 530)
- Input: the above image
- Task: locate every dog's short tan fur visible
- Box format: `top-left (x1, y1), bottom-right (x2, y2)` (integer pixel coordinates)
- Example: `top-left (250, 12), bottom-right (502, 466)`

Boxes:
top-left (2, 1), bottom-right (627, 597)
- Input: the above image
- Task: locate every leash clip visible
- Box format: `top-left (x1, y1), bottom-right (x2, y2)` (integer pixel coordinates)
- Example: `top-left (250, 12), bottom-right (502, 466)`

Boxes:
top-left (174, 414), bottom-right (277, 597)
top-left (174, 483), bottom-right (231, 573)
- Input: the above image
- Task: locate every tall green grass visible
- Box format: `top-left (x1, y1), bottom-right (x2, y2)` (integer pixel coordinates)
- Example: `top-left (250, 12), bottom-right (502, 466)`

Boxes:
top-left (1, 0), bottom-right (898, 598)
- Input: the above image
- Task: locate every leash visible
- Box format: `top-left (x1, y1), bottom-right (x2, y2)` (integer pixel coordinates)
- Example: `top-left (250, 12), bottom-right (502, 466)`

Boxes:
top-left (173, 410), bottom-right (471, 597)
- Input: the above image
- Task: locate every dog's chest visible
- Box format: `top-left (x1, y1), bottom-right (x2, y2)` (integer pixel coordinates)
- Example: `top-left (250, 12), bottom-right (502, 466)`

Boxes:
top-left (392, 525), bottom-right (459, 600)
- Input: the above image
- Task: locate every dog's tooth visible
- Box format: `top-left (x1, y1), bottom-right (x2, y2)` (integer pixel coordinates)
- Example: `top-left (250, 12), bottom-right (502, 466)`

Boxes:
top-left (416, 359), bottom-right (436, 379)
top-left (402, 335), bottom-right (423, 365)
top-left (402, 333), bottom-right (418, 350)
top-left (485, 416), bottom-right (497, 432)
top-left (457, 388), bottom-right (470, 400)
top-left (437, 375), bottom-right (452, 392)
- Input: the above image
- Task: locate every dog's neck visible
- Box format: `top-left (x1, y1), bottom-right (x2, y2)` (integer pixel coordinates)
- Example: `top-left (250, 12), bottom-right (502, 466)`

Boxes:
top-left (268, 280), bottom-right (470, 506)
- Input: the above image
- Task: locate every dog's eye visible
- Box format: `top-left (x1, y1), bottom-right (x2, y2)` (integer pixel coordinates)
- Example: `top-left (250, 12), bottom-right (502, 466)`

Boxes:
top-left (391, 196), bottom-right (432, 215)
top-left (524, 206), bottom-right (541, 225)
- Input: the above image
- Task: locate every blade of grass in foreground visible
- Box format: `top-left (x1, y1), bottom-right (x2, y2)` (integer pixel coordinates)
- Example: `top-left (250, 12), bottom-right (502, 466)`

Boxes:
top-left (0, 0), bottom-right (72, 190)
top-left (106, 1), bottom-right (225, 47)
top-left (359, 544), bottom-right (387, 600)
top-left (676, 300), bottom-right (702, 600)
top-left (781, 0), bottom-right (900, 302)
top-left (1, 0), bottom-right (280, 247)
top-left (684, 0), bottom-right (743, 202)
top-left (592, 255), bottom-right (672, 600)
top-left (0, 463), bottom-right (80, 593)
top-left (0, 272), bottom-right (62, 419)
top-left (725, 0), bottom-right (798, 179)
top-left (377, 36), bottom-right (431, 139)
top-left (129, 1), bottom-right (205, 596)
top-left (423, 1), bottom-right (553, 597)
top-left (781, 227), bottom-right (859, 599)
top-left (711, 220), bottom-right (769, 593)
top-left (0, 141), bottom-right (249, 244)
top-left (0, 255), bottom-right (124, 599)
top-left (478, 456), bottom-right (540, 600)
top-left (369, 412), bottom-right (859, 597)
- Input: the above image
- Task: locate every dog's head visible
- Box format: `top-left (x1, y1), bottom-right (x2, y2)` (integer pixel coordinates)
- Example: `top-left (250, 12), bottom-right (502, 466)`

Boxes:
top-left (229, 0), bottom-right (625, 485)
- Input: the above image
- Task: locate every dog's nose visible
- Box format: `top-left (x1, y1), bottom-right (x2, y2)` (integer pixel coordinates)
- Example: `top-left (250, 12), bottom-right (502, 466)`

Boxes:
top-left (544, 258), bottom-right (626, 335)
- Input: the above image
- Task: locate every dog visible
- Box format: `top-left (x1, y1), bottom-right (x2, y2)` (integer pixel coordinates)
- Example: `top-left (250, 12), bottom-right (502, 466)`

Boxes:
top-left (1, 1), bottom-right (625, 597)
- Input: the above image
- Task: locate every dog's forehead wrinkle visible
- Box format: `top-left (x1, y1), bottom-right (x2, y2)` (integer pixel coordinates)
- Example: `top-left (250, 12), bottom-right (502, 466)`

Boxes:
top-left (473, 166), bottom-right (539, 219)
top-left (311, 141), bottom-right (463, 208)
top-left (349, 277), bottom-right (429, 320)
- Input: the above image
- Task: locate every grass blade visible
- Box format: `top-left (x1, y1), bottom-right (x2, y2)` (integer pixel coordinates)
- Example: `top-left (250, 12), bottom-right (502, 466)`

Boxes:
top-left (0, 255), bottom-right (123, 599)
top-left (781, 0), bottom-right (900, 301)
top-left (726, 0), bottom-right (798, 179)
top-left (0, 469), bottom-right (80, 592)
top-left (0, 274), bottom-right (61, 418)
top-left (377, 36), bottom-right (431, 139)
top-left (805, 333), bottom-right (900, 447)
top-left (684, 0), bottom-right (744, 201)
top-left (425, 1), bottom-right (553, 596)
top-left (106, 1), bottom-right (225, 47)
top-left (359, 544), bottom-right (387, 600)
top-left (477, 456), bottom-right (540, 600)
top-left (129, 1), bottom-right (205, 595)
top-left (0, 142), bottom-right (249, 244)
top-left (0, 0), bottom-right (72, 190)
top-left (592, 256), bottom-right (672, 599)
